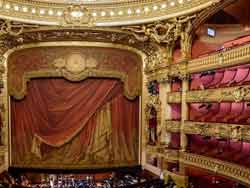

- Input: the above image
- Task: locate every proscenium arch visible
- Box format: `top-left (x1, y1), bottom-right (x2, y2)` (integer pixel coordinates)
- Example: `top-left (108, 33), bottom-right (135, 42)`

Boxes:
top-left (6, 42), bottom-right (146, 100)
top-left (3, 41), bottom-right (147, 168)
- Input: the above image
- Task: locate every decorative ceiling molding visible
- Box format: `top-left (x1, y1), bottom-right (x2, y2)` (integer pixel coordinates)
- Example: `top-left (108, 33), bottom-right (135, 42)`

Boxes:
top-left (0, 0), bottom-right (220, 26)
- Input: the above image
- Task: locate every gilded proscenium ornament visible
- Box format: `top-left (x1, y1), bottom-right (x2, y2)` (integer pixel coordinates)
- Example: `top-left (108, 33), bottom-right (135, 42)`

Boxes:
top-left (0, 25), bottom-right (162, 76)
top-left (122, 15), bottom-right (196, 45)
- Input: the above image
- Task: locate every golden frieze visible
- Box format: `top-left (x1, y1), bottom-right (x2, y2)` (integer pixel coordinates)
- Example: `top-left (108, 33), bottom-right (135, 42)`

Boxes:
top-left (0, 0), bottom-right (218, 27)
top-left (180, 152), bottom-right (250, 185)
top-left (7, 46), bottom-right (142, 100)
top-left (122, 15), bottom-right (196, 45)
top-left (183, 121), bottom-right (246, 141)
top-left (165, 120), bottom-right (181, 133)
top-left (166, 85), bottom-right (250, 104)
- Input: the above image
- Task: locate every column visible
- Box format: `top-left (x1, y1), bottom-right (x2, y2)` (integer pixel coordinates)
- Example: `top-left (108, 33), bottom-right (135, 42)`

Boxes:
top-left (181, 77), bottom-right (189, 152)
top-left (158, 78), bottom-right (171, 146)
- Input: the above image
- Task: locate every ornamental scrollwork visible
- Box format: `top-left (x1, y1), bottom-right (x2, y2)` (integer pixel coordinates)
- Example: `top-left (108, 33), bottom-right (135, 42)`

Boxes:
top-left (180, 152), bottom-right (250, 185)
top-left (0, 20), bottom-right (38, 37)
top-left (122, 15), bottom-right (196, 45)
top-left (183, 121), bottom-right (249, 142)
top-left (169, 62), bottom-right (189, 80)
top-left (62, 5), bottom-right (94, 26)
top-left (53, 53), bottom-right (98, 74)
top-left (145, 95), bottom-right (161, 145)
top-left (220, 86), bottom-right (250, 102)
top-left (165, 120), bottom-right (181, 133)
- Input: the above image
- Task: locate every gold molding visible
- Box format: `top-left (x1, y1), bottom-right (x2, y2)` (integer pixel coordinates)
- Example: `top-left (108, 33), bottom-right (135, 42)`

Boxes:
top-left (0, 40), bottom-right (147, 171)
top-left (180, 152), bottom-right (250, 185)
top-left (188, 43), bottom-right (250, 73)
top-left (0, 0), bottom-right (219, 26)
top-left (164, 120), bottom-right (250, 142)
top-left (166, 120), bottom-right (181, 133)
top-left (184, 121), bottom-right (246, 141)
top-left (163, 170), bottom-right (188, 188)
top-left (147, 42), bottom-right (250, 81)
top-left (146, 145), bottom-right (179, 162)
top-left (167, 85), bottom-right (250, 103)
top-left (167, 91), bottom-right (181, 103)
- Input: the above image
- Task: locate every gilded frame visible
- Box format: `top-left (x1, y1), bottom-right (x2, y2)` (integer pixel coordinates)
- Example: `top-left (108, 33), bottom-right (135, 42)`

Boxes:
top-left (3, 41), bottom-right (147, 170)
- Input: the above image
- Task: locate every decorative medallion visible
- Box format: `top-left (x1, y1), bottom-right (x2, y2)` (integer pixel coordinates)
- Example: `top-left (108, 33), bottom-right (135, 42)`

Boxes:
top-left (53, 53), bottom-right (97, 74)
top-left (63, 5), bottom-right (94, 26)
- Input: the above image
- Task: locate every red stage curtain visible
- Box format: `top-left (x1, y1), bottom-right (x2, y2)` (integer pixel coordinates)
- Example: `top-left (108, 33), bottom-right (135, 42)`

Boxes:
top-left (11, 78), bottom-right (139, 168)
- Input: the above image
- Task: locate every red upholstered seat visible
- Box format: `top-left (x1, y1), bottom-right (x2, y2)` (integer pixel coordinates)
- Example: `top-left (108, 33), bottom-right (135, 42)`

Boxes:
top-left (189, 103), bottom-right (210, 121)
top-left (222, 102), bottom-right (244, 123)
top-left (232, 67), bottom-right (250, 85)
top-left (235, 102), bottom-right (250, 123)
top-left (199, 103), bottom-right (220, 122)
top-left (210, 103), bottom-right (231, 122)
top-left (218, 69), bottom-right (237, 87)
top-left (190, 74), bottom-right (204, 90)
top-left (206, 70), bottom-right (224, 89)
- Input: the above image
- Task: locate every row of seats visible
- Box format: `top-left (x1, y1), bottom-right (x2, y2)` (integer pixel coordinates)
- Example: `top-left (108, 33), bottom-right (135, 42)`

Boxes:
top-left (188, 135), bottom-right (250, 168)
top-left (171, 64), bottom-right (250, 92)
top-left (189, 102), bottom-right (250, 124)
top-left (190, 64), bottom-right (250, 90)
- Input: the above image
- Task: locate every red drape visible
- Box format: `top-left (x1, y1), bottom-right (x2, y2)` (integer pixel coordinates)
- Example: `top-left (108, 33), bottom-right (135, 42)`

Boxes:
top-left (11, 78), bottom-right (139, 168)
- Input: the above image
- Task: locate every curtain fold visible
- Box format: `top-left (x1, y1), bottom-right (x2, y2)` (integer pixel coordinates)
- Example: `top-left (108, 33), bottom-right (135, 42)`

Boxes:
top-left (11, 78), bottom-right (139, 168)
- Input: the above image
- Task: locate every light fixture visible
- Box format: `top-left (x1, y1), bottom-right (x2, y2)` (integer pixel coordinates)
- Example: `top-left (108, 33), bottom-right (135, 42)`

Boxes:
top-left (70, 10), bottom-right (83, 17)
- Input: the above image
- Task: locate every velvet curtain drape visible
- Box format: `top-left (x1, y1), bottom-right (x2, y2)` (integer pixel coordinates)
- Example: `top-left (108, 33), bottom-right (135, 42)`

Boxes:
top-left (11, 78), bottom-right (139, 168)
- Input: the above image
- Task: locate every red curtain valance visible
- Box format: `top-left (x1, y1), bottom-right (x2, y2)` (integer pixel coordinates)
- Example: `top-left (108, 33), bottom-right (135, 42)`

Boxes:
top-left (8, 47), bottom-right (142, 100)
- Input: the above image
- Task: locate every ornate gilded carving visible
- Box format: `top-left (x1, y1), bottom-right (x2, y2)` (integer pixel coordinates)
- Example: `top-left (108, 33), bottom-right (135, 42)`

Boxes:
top-left (165, 120), bottom-right (181, 133)
top-left (145, 95), bottom-right (161, 145)
top-left (62, 5), bottom-right (94, 26)
top-left (167, 85), bottom-right (250, 103)
top-left (146, 145), bottom-right (179, 162)
top-left (145, 95), bottom-right (161, 123)
top-left (183, 121), bottom-right (248, 141)
top-left (180, 152), bottom-right (250, 185)
top-left (0, 0), bottom-right (216, 27)
top-left (188, 43), bottom-right (250, 73)
top-left (53, 53), bottom-right (97, 74)
top-left (167, 92), bottom-right (181, 103)
top-left (169, 62), bottom-right (189, 80)
top-left (123, 15), bottom-right (196, 45)
top-left (220, 86), bottom-right (250, 102)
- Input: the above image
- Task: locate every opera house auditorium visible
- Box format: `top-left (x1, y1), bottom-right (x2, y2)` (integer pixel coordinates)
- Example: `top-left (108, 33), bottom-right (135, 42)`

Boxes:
top-left (0, 0), bottom-right (249, 187)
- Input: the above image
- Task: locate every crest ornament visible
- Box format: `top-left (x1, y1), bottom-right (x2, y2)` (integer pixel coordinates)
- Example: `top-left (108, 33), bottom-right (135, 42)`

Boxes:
top-left (63, 5), bottom-right (94, 26)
